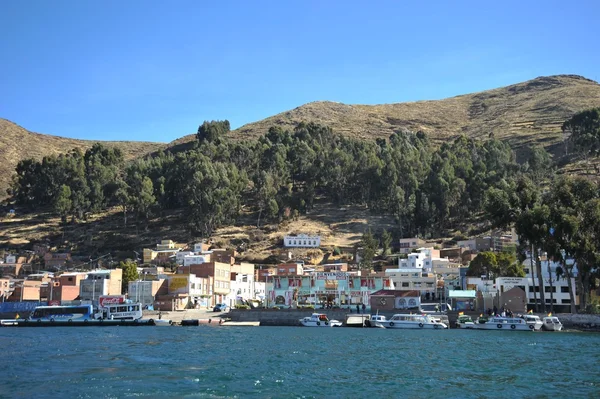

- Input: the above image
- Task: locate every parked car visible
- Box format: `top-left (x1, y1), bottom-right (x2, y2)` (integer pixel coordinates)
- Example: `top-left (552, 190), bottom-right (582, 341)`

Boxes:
top-left (213, 303), bottom-right (228, 312)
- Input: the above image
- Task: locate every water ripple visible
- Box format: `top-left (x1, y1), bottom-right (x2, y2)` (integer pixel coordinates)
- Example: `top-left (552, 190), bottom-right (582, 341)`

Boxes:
top-left (1, 327), bottom-right (600, 398)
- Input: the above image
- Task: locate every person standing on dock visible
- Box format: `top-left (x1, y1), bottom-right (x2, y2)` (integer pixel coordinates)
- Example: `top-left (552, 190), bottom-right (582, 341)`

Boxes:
top-left (356, 304), bottom-right (360, 313)
top-left (362, 303), bottom-right (366, 313)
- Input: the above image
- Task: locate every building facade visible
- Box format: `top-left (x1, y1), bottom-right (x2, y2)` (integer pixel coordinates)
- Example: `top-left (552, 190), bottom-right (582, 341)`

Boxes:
top-left (398, 237), bottom-right (426, 254)
top-left (266, 271), bottom-right (392, 309)
top-left (283, 234), bottom-right (321, 248)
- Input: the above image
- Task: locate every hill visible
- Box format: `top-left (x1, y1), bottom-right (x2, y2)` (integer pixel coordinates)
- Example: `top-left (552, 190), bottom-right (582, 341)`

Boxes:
top-left (170, 74), bottom-right (600, 155)
top-left (3, 74), bottom-right (600, 199)
top-left (0, 119), bottom-right (165, 200)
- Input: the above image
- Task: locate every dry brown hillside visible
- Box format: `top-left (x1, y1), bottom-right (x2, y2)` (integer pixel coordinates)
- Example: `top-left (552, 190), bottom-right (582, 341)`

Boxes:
top-left (0, 119), bottom-right (165, 199)
top-left (170, 74), bottom-right (600, 152)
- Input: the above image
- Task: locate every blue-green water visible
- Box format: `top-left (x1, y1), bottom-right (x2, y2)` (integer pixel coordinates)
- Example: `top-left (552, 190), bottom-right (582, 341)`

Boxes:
top-left (1, 326), bottom-right (599, 398)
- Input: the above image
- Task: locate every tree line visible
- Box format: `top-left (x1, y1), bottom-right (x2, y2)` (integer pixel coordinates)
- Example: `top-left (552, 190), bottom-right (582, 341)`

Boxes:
top-left (10, 121), bottom-right (537, 237)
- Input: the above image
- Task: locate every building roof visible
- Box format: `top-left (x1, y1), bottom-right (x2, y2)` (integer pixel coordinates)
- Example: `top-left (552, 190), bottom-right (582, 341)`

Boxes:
top-left (386, 268), bottom-right (423, 273)
top-left (448, 290), bottom-right (476, 298)
top-left (371, 289), bottom-right (420, 297)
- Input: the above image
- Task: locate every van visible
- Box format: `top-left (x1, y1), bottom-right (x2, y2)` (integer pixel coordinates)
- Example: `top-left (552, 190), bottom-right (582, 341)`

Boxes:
top-left (419, 303), bottom-right (451, 314)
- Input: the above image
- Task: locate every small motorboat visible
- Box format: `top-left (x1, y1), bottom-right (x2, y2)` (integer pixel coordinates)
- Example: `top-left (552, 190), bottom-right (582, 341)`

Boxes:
top-left (364, 314), bottom-right (387, 328)
top-left (455, 315), bottom-right (475, 329)
top-left (523, 315), bottom-right (543, 331)
top-left (542, 316), bottom-right (563, 331)
top-left (299, 313), bottom-right (342, 327)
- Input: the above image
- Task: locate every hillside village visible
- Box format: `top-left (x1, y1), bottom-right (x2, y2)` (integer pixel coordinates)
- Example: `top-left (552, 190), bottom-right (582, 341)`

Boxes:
top-left (1, 75), bottom-right (599, 318)
top-left (0, 227), bottom-right (580, 317)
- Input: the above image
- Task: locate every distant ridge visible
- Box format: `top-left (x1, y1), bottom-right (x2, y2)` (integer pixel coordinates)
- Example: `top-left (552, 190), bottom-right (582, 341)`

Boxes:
top-left (168, 74), bottom-right (600, 151)
top-left (0, 119), bottom-right (164, 200)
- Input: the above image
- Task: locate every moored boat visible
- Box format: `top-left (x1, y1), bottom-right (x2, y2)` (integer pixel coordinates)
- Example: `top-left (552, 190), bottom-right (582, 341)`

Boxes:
top-left (378, 314), bottom-right (447, 329)
top-left (543, 316), bottom-right (563, 331)
top-left (299, 313), bottom-right (342, 327)
top-left (455, 314), bottom-right (475, 329)
top-left (523, 315), bottom-right (543, 331)
top-left (473, 316), bottom-right (532, 331)
top-left (364, 314), bottom-right (387, 328)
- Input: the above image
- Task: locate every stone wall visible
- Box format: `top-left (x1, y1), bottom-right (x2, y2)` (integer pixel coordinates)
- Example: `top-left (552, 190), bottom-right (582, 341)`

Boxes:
top-left (553, 313), bottom-right (600, 331)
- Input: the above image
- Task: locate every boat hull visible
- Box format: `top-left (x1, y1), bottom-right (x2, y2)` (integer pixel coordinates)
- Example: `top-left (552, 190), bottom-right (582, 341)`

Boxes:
top-left (299, 320), bottom-right (342, 327)
top-left (473, 323), bottom-right (532, 331)
top-left (14, 319), bottom-right (156, 327)
top-left (543, 325), bottom-right (563, 331)
top-left (381, 322), bottom-right (447, 329)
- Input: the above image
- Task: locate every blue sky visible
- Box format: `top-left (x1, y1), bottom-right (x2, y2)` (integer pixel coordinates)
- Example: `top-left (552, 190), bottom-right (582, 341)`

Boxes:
top-left (2, 1), bottom-right (599, 143)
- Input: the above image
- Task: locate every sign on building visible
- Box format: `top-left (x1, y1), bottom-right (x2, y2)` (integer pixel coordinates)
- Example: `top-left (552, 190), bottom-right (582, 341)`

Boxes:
top-left (316, 272), bottom-right (348, 280)
top-left (99, 295), bottom-right (126, 307)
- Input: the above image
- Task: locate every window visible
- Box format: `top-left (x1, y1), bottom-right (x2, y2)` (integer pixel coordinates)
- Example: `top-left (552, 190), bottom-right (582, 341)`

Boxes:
top-left (68, 277), bottom-right (73, 282)
top-left (544, 286), bottom-right (556, 293)
top-left (402, 282), bottom-right (409, 287)
top-left (544, 298), bottom-right (557, 303)
top-left (561, 287), bottom-right (569, 293)
top-left (562, 299), bottom-right (571, 304)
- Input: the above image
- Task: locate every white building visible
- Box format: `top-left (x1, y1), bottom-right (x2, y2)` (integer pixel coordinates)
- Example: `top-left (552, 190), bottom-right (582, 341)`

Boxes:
top-left (398, 251), bottom-right (427, 269)
top-left (283, 234), bottom-right (321, 248)
top-left (176, 251), bottom-right (195, 265)
top-left (385, 268), bottom-right (437, 296)
top-left (183, 255), bottom-right (210, 267)
top-left (398, 247), bottom-right (452, 273)
top-left (227, 273), bottom-right (256, 307)
top-left (79, 273), bottom-right (110, 302)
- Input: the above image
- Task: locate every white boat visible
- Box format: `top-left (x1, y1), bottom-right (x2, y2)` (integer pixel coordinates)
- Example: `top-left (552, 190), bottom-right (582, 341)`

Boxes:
top-left (0, 319), bottom-right (19, 327)
top-left (455, 315), bottom-right (475, 329)
top-left (523, 315), bottom-right (543, 331)
top-left (473, 316), bottom-right (532, 331)
top-left (543, 316), bottom-right (563, 331)
top-left (299, 313), bottom-right (342, 327)
top-left (378, 314), bottom-right (448, 329)
top-left (365, 314), bottom-right (387, 328)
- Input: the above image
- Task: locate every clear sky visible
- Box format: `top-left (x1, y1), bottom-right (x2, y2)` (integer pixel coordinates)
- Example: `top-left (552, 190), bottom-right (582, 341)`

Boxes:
top-left (2, 1), bottom-right (599, 143)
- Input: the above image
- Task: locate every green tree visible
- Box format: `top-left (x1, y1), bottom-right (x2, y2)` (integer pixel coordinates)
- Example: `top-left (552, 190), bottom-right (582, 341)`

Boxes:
top-left (526, 145), bottom-right (553, 181)
top-left (359, 229), bottom-right (378, 270)
top-left (381, 229), bottom-right (392, 256)
top-left (562, 108), bottom-right (600, 162)
top-left (120, 260), bottom-right (139, 293)
top-left (496, 252), bottom-right (525, 277)
top-left (197, 120), bottom-right (231, 143)
top-left (53, 184), bottom-right (72, 223)
top-left (466, 252), bottom-right (497, 277)
top-left (130, 176), bottom-right (156, 228)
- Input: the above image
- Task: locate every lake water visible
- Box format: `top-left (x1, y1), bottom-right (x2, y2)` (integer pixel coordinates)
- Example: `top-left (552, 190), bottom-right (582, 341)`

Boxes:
top-left (1, 326), bottom-right (599, 398)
